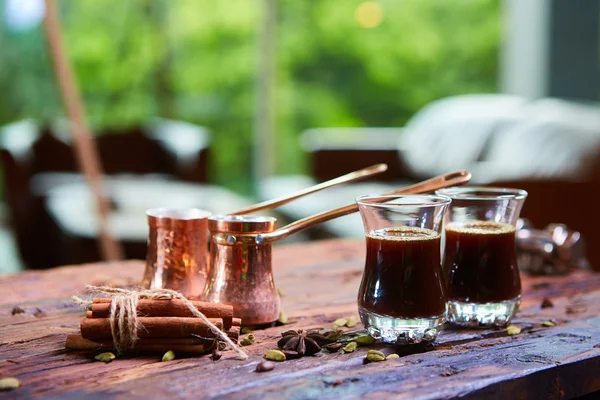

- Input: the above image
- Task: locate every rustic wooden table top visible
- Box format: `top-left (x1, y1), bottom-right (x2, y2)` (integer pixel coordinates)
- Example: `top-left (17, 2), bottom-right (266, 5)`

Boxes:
top-left (1, 239), bottom-right (600, 399)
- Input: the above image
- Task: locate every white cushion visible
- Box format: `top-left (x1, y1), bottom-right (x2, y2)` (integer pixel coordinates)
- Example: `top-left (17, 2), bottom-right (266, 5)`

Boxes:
top-left (399, 94), bottom-right (528, 177)
top-left (479, 98), bottom-right (600, 182)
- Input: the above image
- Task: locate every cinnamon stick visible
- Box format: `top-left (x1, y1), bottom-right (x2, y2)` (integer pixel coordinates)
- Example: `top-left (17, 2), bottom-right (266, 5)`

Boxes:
top-left (91, 298), bottom-right (234, 329)
top-left (80, 317), bottom-right (223, 340)
top-left (227, 326), bottom-right (240, 341)
top-left (65, 334), bottom-right (212, 354)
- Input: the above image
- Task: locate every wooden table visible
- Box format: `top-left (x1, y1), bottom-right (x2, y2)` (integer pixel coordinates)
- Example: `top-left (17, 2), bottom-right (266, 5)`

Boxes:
top-left (1, 239), bottom-right (600, 399)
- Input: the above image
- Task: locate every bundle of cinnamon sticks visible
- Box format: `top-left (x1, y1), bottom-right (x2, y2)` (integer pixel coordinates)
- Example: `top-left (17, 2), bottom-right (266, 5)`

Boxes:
top-left (66, 298), bottom-right (240, 354)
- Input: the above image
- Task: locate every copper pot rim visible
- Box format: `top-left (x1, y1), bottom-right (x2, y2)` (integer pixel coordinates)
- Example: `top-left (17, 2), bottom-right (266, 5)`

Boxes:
top-left (147, 207), bottom-right (211, 229)
top-left (208, 214), bottom-right (277, 233)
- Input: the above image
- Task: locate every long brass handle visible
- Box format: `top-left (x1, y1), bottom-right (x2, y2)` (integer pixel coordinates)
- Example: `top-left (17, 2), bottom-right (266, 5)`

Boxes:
top-left (255, 170), bottom-right (471, 244)
top-left (230, 163), bottom-right (388, 215)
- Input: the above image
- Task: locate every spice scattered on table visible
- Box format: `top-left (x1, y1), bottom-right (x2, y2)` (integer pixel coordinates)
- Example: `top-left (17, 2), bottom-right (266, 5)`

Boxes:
top-left (366, 350), bottom-right (386, 362)
top-left (277, 330), bottom-right (328, 357)
top-left (324, 329), bottom-right (342, 342)
top-left (282, 350), bottom-right (301, 359)
top-left (346, 316), bottom-right (358, 328)
top-left (34, 308), bottom-right (46, 318)
top-left (332, 316), bottom-right (361, 329)
top-left (240, 334), bottom-right (255, 346)
top-left (11, 307), bottom-right (24, 315)
top-left (386, 354), bottom-right (400, 360)
top-left (0, 377), bottom-right (20, 391)
top-left (265, 349), bottom-right (286, 361)
top-left (211, 349), bottom-right (222, 361)
top-left (541, 320), bottom-right (556, 327)
top-left (342, 342), bottom-right (357, 353)
top-left (541, 298), bottom-right (554, 308)
top-left (241, 326), bottom-right (252, 335)
top-left (278, 310), bottom-right (289, 324)
top-left (355, 334), bottom-right (376, 346)
top-left (333, 318), bottom-right (348, 328)
top-left (507, 325), bottom-right (522, 336)
top-left (324, 343), bottom-right (344, 352)
top-left (95, 352), bottom-right (116, 363)
top-left (162, 350), bottom-right (176, 362)
top-left (255, 361), bottom-right (276, 372)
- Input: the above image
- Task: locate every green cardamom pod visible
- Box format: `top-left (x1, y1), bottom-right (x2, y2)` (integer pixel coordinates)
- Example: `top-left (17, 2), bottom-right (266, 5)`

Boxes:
top-left (366, 350), bottom-right (386, 362)
top-left (0, 377), bottom-right (20, 391)
top-left (346, 316), bottom-right (358, 328)
top-left (355, 335), bottom-right (376, 346)
top-left (265, 349), bottom-right (286, 361)
top-left (278, 310), bottom-right (288, 324)
top-left (162, 350), bottom-right (176, 362)
top-left (507, 325), bottom-right (522, 336)
top-left (386, 354), bottom-right (400, 360)
top-left (541, 321), bottom-right (556, 327)
top-left (94, 352), bottom-right (116, 363)
top-left (342, 342), bottom-right (357, 353)
top-left (240, 334), bottom-right (256, 346)
top-left (333, 318), bottom-right (348, 327)
top-left (241, 326), bottom-right (253, 334)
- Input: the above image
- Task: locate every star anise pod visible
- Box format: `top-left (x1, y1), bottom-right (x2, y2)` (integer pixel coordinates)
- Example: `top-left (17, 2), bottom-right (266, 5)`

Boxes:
top-left (277, 330), bottom-right (329, 356)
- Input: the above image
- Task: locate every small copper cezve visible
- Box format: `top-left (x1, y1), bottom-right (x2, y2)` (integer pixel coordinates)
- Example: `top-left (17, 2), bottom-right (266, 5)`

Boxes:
top-left (142, 208), bottom-right (211, 298)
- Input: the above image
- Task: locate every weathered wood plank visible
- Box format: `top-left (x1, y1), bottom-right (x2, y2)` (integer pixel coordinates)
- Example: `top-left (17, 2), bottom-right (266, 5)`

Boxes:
top-left (1, 239), bottom-right (599, 399)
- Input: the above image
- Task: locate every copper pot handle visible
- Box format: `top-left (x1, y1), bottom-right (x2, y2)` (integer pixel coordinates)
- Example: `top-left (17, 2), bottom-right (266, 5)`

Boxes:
top-left (230, 163), bottom-right (388, 215)
top-left (255, 170), bottom-right (472, 244)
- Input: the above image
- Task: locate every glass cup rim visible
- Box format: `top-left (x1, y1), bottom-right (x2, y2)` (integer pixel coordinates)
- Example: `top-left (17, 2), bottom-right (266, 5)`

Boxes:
top-left (436, 186), bottom-right (527, 201)
top-left (356, 194), bottom-right (452, 208)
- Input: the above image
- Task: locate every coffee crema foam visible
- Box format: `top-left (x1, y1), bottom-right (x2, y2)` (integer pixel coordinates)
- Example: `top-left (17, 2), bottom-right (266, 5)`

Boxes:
top-left (446, 221), bottom-right (515, 235)
top-left (367, 227), bottom-right (440, 242)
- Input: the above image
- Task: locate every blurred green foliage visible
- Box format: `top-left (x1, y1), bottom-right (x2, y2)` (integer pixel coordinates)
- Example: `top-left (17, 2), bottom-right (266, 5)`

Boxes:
top-left (0, 0), bottom-right (500, 195)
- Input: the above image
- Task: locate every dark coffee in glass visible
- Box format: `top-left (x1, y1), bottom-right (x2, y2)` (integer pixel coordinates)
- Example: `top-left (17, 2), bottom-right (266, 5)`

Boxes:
top-left (443, 221), bottom-right (521, 303)
top-left (359, 227), bottom-right (446, 318)
top-left (436, 187), bottom-right (527, 327)
top-left (356, 194), bottom-right (450, 344)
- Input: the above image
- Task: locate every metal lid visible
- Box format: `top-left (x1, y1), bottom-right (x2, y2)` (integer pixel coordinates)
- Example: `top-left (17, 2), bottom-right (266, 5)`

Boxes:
top-left (208, 215), bottom-right (277, 233)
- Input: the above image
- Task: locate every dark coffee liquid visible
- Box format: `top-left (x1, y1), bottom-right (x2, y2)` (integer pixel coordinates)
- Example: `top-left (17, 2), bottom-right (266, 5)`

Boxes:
top-left (358, 227), bottom-right (446, 318)
top-left (443, 221), bottom-right (521, 303)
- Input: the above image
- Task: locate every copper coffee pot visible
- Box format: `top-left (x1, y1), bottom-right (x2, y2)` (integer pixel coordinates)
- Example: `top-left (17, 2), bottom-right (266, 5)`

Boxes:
top-left (141, 165), bottom-right (385, 302)
top-left (203, 170), bottom-right (472, 326)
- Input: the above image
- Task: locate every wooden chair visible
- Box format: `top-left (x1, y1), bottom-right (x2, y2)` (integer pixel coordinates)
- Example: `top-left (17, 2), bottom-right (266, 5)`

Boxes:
top-left (0, 118), bottom-right (211, 269)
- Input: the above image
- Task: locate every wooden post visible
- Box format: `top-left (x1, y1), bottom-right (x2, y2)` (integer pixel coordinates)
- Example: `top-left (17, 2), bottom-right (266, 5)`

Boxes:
top-left (43, 0), bottom-right (123, 261)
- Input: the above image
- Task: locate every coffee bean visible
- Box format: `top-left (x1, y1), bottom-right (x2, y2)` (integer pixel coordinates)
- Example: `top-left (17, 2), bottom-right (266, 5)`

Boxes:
top-left (255, 360), bottom-right (276, 372)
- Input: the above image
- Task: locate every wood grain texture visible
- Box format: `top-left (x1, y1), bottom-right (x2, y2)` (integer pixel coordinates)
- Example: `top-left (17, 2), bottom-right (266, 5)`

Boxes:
top-left (1, 238), bottom-right (600, 399)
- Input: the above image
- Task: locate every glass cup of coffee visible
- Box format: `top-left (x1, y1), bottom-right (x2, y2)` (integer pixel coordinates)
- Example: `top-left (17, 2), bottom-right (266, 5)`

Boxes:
top-left (356, 194), bottom-right (451, 344)
top-left (436, 187), bottom-right (527, 327)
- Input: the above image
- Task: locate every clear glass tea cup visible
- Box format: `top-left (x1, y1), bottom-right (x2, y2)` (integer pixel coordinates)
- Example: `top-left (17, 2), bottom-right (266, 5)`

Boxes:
top-left (356, 194), bottom-right (451, 344)
top-left (436, 187), bottom-right (527, 327)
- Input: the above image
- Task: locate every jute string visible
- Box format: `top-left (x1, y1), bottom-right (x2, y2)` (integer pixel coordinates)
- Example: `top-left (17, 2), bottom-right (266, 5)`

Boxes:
top-left (73, 285), bottom-right (248, 359)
